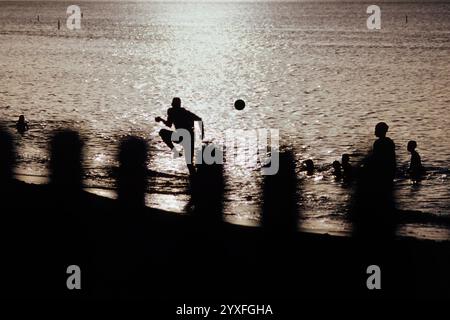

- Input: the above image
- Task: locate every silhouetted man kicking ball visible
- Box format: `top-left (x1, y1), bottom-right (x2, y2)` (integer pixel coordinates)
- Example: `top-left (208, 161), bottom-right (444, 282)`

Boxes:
top-left (156, 97), bottom-right (204, 175)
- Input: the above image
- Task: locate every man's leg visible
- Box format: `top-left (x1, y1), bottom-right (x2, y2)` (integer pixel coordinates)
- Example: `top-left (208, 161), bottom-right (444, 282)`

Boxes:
top-left (160, 128), bottom-right (194, 174)
top-left (160, 128), bottom-right (183, 158)
top-left (186, 129), bottom-right (195, 175)
top-left (159, 129), bottom-right (175, 150)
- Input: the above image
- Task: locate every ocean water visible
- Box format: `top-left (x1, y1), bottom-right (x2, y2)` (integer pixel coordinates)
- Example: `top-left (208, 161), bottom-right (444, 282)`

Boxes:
top-left (0, 1), bottom-right (449, 239)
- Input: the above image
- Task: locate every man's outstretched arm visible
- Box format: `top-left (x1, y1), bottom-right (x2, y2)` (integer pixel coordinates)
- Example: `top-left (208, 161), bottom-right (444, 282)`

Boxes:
top-left (155, 116), bottom-right (172, 128)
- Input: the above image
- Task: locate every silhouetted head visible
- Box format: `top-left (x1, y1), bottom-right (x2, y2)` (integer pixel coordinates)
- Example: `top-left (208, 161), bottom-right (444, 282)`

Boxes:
top-left (407, 140), bottom-right (417, 152)
top-left (342, 154), bottom-right (350, 165)
top-left (375, 122), bottom-right (389, 138)
top-left (171, 97), bottom-right (181, 109)
top-left (332, 160), bottom-right (341, 171)
top-left (18, 115), bottom-right (25, 124)
top-left (303, 159), bottom-right (314, 175)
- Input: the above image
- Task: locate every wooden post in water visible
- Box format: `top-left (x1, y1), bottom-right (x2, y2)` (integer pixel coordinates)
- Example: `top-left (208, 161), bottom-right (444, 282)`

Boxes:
top-left (49, 130), bottom-right (84, 194)
top-left (261, 150), bottom-right (299, 235)
top-left (0, 129), bottom-right (14, 189)
top-left (191, 144), bottom-right (225, 226)
top-left (259, 149), bottom-right (300, 298)
top-left (117, 136), bottom-right (148, 210)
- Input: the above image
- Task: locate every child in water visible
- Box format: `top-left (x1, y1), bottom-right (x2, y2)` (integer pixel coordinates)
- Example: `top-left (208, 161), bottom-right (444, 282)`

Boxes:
top-left (341, 154), bottom-right (353, 183)
top-left (16, 115), bottom-right (29, 134)
top-left (407, 140), bottom-right (424, 184)
top-left (302, 159), bottom-right (315, 176)
top-left (332, 160), bottom-right (342, 179)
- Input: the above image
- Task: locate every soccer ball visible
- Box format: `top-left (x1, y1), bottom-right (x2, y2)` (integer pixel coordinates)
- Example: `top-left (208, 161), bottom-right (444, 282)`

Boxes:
top-left (234, 99), bottom-right (245, 111)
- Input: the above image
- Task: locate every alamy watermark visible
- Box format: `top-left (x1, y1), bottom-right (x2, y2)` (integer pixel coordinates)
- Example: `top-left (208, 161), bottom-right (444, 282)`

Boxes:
top-left (62, 5), bottom-right (383, 31)
top-left (66, 5), bottom-right (82, 30)
top-left (367, 5), bottom-right (381, 30)
top-left (66, 264), bottom-right (81, 290)
top-left (366, 265), bottom-right (381, 290)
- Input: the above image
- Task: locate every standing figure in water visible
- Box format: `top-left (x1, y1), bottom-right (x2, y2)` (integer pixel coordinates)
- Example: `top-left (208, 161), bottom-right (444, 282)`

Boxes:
top-left (407, 140), bottom-right (424, 184)
top-left (16, 115), bottom-right (29, 134)
top-left (371, 122), bottom-right (396, 184)
top-left (353, 122), bottom-right (397, 239)
top-left (156, 97), bottom-right (204, 175)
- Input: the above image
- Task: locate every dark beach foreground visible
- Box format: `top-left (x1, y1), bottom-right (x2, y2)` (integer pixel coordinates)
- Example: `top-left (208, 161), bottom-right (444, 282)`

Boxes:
top-left (1, 129), bottom-right (449, 300)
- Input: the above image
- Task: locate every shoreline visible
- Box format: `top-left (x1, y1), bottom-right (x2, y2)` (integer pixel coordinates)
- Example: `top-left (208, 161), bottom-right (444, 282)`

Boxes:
top-left (15, 173), bottom-right (450, 241)
top-left (13, 176), bottom-right (450, 243)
